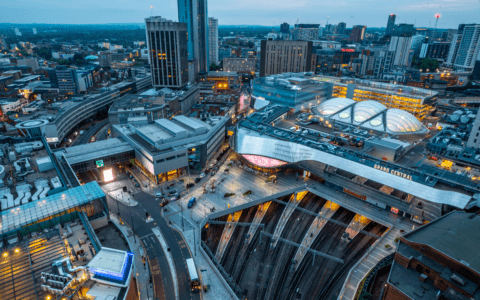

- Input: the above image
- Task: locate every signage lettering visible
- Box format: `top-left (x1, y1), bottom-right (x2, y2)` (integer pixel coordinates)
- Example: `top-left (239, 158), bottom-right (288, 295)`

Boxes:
top-left (374, 164), bottom-right (412, 180)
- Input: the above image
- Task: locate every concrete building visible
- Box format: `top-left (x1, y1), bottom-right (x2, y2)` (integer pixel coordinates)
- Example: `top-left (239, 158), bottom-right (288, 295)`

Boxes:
top-left (251, 73), bottom-right (333, 111)
top-left (349, 25), bottom-right (366, 43)
top-left (467, 111), bottom-right (480, 150)
top-left (178, 0), bottom-right (209, 73)
top-left (446, 24), bottom-right (480, 72)
top-left (393, 24), bottom-right (415, 37)
top-left (14, 76), bottom-right (151, 146)
top-left (389, 36), bottom-right (413, 67)
top-left (410, 34), bottom-right (426, 56)
top-left (208, 17), bottom-right (219, 65)
top-left (55, 66), bottom-right (79, 94)
top-left (17, 57), bottom-right (39, 72)
top-left (223, 57), bottom-right (256, 72)
top-left (419, 42), bottom-right (451, 60)
top-left (260, 40), bottom-right (313, 77)
top-left (337, 22), bottom-right (346, 35)
top-left (291, 24), bottom-right (320, 41)
top-left (145, 16), bottom-right (189, 88)
top-left (386, 14), bottom-right (396, 36)
top-left (98, 52), bottom-right (112, 68)
top-left (382, 211), bottom-right (480, 300)
top-left (280, 22), bottom-right (290, 34)
top-left (113, 115), bottom-right (228, 180)
top-left (161, 84), bottom-right (200, 114)
top-left (108, 92), bottom-right (167, 125)
top-left (204, 71), bottom-right (240, 90)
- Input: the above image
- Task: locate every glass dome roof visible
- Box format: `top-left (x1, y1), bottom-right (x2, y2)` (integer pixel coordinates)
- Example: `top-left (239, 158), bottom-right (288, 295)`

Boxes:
top-left (353, 101), bottom-right (386, 123)
top-left (317, 98), bottom-right (355, 116)
top-left (386, 109), bottom-right (424, 133)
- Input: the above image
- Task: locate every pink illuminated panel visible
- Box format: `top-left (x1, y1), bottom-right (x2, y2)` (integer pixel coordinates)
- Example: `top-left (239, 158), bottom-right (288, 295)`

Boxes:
top-left (243, 155), bottom-right (287, 168)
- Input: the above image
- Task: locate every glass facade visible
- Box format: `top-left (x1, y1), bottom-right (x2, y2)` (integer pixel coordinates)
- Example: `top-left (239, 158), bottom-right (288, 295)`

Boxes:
top-left (317, 98), bottom-right (355, 116)
top-left (0, 181), bottom-right (106, 236)
top-left (353, 101), bottom-right (386, 123)
top-left (386, 109), bottom-right (424, 133)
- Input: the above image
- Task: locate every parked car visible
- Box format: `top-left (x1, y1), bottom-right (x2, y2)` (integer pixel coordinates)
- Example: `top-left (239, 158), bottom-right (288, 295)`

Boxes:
top-left (186, 182), bottom-right (195, 188)
top-left (134, 183), bottom-right (140, 187)
top-left (195, 178), bottom-right (201, 183)
top-left (200, 173), bottom-right (206, 178)
top-left (168, 190), bottom-right (177, 196)
top-left (211, 171), bottom-right (216, 176)
top-left (188, 197), bottom-right (196, 208)
top-left (156, 193), bottom-right (164, 198)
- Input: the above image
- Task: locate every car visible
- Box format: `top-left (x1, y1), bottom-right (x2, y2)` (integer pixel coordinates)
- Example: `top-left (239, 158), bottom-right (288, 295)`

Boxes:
top-left (224, 168), bottom-right (230, 173)
top-left (186, 183), bottom-right (195, 188)
top-left (290, 126), bottom-right (297, 132)
top-left (187, 197), bottom-right (196, 208)
top-left (211, 171), bottom-right (216, 176)
top-left (134, 183), bottom-right (140, 187)
top-left (160, 199), bottom-right (170, 207)
top-left (194, 178), bottom-right (201, 183)
top-left (156, 193), bottom-right (163, 198)
top-left (168, 190), bottom-right (177, 196)
top-left (200, 173), bottom-right (206, 178)
top-left (205, 169), bottom-right (211, 174)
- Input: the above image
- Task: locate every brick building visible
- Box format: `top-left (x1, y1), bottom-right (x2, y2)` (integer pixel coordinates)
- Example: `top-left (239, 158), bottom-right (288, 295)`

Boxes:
top-left (382, 211), bottom-right (480, 300)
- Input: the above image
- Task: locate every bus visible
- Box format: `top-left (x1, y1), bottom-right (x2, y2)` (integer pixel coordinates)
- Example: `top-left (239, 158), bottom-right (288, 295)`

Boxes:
top-left (186, 258), bottom-right (201, 292)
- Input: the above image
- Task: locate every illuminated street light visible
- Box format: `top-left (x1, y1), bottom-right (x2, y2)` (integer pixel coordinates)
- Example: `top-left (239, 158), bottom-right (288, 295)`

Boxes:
top-left (15, 248), bottom-right (20, 254)
top-left (2, 252), bottom-right (7, 258)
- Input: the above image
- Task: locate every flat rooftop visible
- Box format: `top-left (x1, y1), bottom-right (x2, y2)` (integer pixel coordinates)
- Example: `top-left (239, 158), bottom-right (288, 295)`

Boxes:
top-left (404, 211), bottom-right (480, 274)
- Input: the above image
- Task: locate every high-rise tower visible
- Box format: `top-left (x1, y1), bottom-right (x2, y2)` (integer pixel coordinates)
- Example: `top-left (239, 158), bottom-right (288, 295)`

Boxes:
top-left (386, 14), bottom-right (396, 36)
top-left (208, 17), bottom-right (219, 66)
top-left (145, 17), bottom-right (189, 88)
top-left (178, 0), bottom-right (209, 74)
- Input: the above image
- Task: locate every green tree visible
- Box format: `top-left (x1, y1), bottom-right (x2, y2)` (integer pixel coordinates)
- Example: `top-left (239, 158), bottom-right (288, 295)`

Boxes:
top-left (417, 58), bottom-right (439, 71)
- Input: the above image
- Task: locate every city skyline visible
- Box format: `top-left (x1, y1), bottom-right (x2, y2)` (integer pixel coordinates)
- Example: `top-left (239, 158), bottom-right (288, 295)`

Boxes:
top-left (1, 0), bottom-right (479, 28)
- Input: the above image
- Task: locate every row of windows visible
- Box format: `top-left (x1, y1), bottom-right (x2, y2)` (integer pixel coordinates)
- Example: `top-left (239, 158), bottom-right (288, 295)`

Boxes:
top-left (155, 153), bottom-right (186, 163)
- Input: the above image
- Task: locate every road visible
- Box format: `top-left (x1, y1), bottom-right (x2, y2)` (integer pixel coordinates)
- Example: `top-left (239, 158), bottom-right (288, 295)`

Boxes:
top-left (71, 119), bottom-right (109, 146)
top-left (105, 181), bottom-right (200, 300)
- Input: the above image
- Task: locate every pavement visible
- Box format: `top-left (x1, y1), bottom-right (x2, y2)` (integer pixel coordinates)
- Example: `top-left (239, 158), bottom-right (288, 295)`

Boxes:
top-left (109, 215), bottom-right (155, 300)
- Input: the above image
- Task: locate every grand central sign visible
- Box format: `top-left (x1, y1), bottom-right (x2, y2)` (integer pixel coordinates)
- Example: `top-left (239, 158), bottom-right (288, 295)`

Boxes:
top-left (374, 164), bottom-right (413, 181)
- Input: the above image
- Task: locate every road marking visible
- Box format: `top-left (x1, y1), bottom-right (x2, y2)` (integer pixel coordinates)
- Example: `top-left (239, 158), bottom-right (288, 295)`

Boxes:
top-left (139, 233), bottom-right (154, 239)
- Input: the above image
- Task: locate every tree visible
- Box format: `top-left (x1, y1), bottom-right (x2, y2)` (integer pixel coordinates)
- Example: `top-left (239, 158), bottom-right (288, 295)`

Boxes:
top-left (415, 58), bottom-right (439, 71)
top-left (72, 53), bottom-right (84, 64)
top-left (52, 44), bottom-right (62, 51)
top-left (210, 63), bottom-right (220, 71)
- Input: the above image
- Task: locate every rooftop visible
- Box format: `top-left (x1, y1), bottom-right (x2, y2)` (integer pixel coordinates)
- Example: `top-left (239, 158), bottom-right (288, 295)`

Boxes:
top-left (404, 211), bottom-right (480, 274)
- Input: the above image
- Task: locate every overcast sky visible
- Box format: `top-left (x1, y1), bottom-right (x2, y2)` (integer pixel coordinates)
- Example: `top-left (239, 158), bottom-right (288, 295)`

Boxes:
top-left (1, 0), bottom-right (479, 29)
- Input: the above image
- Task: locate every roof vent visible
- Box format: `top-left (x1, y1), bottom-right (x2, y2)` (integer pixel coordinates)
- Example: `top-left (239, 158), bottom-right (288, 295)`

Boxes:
top-left (419, 273), bottom-right (428, 283)
top-left (450, 273), bottom-right (465, 286)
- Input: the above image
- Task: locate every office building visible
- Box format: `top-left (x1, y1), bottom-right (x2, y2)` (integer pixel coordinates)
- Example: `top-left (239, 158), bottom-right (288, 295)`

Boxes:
top-left (419, 42), bottom-right (450, 60)
top-left (337, 22), bottom-right (346, 35)
top-left (291, 24), bottom-right (320, 41)
top-left (55, 66), bottom-right (78, 94)
top-left (260, 40), bottom-right (313, 77)
top-left (223, 57), bottom-right (256, 72)
top-left (113, 115), bottom-right (228, 181)
top-left (446, 24), bottom-right (480, 72)
top-left (280, 22), bottom-right (290, 34)
top-left (251, 73), bottom-right (333, 111)
top-left (17, 57), bottom-right (39, 72)
top-left (178, 0), bottom-right (209, 73)
top-left (389, 36), bottom-right (413, 67)
top-left (349, 25), bottom-right (366, 43)
top-left (382, 211), bottom-right (480, 300)
top-left (145, 16), bottom-right (189, 88)
top-left (218, 47), bottom-right (231, 61)
top-left (386, 14), bottom-right (396, 36)
top-left (208, 17), bottom-right (219, 65)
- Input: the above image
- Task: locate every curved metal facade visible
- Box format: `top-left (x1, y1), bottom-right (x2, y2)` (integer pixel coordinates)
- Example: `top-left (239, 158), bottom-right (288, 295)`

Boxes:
top-left (235, 127), bottom-right (472, 208)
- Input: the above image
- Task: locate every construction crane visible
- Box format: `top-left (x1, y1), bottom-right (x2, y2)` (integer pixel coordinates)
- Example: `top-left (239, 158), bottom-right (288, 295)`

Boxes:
top-left (272, 18), bottom-right (276, 33)
top-left (295, 18), bottom-right (300, 27)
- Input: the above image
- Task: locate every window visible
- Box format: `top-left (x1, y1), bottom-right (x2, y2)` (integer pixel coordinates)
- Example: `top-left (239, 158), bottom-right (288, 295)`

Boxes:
top-left (156, 158), bottom-right (165, 163)
top-left (177, 153), bottom-right (186, 158)
top-left (166, 156), bottom-right (175, 161)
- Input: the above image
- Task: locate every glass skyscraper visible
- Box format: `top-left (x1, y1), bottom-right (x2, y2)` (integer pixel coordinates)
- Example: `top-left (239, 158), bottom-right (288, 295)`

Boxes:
top-left (178, 0), bottom-right (209, 73)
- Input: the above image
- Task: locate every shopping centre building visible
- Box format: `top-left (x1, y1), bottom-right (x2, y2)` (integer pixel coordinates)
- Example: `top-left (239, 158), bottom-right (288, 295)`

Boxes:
top-left (251, 73), bottom-right (438, 119)
top-left (231, 103), bottom-right (480, 225)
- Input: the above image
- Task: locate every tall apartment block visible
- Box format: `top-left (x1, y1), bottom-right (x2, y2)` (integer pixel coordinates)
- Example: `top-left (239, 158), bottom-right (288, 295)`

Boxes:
top-left (178, 0), bottom-right (209, 73)
top-left (260, 40), bottom-right (313, 77)
top-left (208, 17), bottom-right (219, 66)
top-left (292, 24), bottom-right (320, 40)
top-left (337, 22), bottom-right (346, 35)
top-left (280, 23), bottom-right (290, 34)
top-left (446, 24), bottom-right (480, 72)
top-left (386, 14), bottom-right (396, 36)
top-left (389, 36), bottom-right (413, 67)
top-left (145, 16), bottom-right (189, 88)
top-left (349, 25), bottom-right (366, 43)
